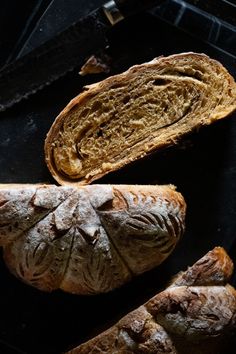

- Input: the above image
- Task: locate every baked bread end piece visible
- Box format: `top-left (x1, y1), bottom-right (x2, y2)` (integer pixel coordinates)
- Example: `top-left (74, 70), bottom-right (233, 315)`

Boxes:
top-left (45, 52), bottom-right (236, 185)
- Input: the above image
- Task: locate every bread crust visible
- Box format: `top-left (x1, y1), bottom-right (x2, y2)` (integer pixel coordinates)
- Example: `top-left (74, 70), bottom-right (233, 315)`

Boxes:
top-left (67, 247), bottom-right (236, 354)
top-left (44, 52), bottom-right (236, 185)
top-left (0, 183), bottom-right (185, 294)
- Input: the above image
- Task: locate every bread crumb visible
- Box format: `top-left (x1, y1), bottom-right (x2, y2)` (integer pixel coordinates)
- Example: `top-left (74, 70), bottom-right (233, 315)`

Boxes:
top-left (79, 55), bottom-right (110, 76)
top-left (102, 162), bottom-right (113, 171)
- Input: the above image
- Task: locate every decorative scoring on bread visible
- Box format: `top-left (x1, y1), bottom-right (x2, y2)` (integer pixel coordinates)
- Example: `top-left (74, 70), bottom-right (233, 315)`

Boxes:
top-left (67, 247), bottom-right (236, 354)
top-left (0, 184), bottom-right (186, 294)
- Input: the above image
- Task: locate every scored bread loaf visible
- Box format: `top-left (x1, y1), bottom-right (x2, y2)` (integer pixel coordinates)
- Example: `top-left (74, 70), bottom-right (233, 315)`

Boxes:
top-left (67, 247), bottom-right (236, 354)
top-left (0, 183), bottom-right (185, 294)
top-left (45, 52), bottom-right (236, 185)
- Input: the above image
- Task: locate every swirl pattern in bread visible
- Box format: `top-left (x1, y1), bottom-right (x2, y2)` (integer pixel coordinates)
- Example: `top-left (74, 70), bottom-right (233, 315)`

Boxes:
top-left (45, 52), bottom-right (236, 185)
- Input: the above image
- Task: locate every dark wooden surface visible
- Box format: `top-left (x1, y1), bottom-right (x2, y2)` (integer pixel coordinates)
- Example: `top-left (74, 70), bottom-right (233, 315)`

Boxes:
top-left (0, 1), bottom-right (236, 353)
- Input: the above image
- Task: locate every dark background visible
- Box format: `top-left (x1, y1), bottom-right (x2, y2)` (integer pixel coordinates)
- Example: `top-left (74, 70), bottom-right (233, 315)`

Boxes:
top-left (1, 1), bottom-right (236, 353)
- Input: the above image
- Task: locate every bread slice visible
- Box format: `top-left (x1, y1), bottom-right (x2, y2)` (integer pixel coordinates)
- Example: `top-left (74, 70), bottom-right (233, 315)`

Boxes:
top-left (45, 52), bottom-right (236, 185)
top-left (67, 247), bottom-right (236, 354)
top-left (0, 183), bottom-right (185, 294)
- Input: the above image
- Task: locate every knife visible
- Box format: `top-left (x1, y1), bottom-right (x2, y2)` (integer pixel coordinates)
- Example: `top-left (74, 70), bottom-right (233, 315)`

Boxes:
top-left (0, 0), bottom-right (165, 112)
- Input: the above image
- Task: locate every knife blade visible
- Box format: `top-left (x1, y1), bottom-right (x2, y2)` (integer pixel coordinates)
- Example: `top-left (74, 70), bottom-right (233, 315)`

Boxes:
top-left (15, 0), bottom-right (106, 60)
top-left (0, 0), bottom-right (164, 112)
top-left (5, 0), bottom-right (53, 65)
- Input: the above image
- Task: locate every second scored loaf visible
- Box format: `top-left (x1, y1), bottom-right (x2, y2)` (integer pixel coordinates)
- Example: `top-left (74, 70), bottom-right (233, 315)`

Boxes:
top-left (0, 183), bottom-right (185, 294)
top-left (67, 247), bottom-right (236, 354)
top-left (45, 52), bottom-right (236, 185)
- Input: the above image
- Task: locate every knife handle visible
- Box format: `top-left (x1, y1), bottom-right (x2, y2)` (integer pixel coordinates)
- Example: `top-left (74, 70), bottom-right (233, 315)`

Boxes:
top-left (115, 0), bottom-right (164, 17)
top-left (103, 0), bottom-right (164, 25)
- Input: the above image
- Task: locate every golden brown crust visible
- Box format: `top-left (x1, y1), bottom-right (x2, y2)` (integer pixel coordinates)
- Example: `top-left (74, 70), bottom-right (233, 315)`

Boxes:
top-left (66, 247), bottom-right (236, 354)
top-left (44, 52), bottom-right (236, 185)
top-left (169, 246), bottom-right (234, 287)
top-left (0, 183), bottom-right (185, 294)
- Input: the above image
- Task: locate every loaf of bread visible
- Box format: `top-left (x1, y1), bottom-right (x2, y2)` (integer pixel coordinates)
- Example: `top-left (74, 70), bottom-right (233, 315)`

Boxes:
top-left (67, 247), bottom-right (236, 354)
top-left (0, 183), bottom-right (185, 294)
top-left (45, 52), bottom-right (236, 185)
